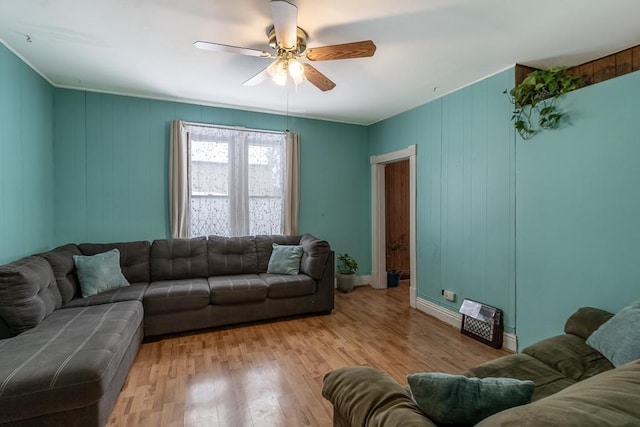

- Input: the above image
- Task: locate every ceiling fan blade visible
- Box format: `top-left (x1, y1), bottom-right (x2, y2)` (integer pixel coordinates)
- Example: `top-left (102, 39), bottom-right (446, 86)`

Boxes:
top-left (242, 66), bottom-right (271, 86)
top-left (306, 40), bottom-right (376, 61)
top-left (303, 64), bottom-right (336, 92)
top-left (271, 0), bottom-right (298, 49)
top-left (194, 41), bottom-right (271, 58)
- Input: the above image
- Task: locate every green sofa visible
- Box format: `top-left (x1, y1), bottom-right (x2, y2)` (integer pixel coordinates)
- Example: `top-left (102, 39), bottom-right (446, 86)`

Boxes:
top-left (322, 307), bottom-right (640, 426)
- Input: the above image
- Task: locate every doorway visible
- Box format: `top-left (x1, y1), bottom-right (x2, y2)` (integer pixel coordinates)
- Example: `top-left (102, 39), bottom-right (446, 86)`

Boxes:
top-left (370, 145), bottom-right (417, 308)
top-left (385, 159), bottom-right (411, 281)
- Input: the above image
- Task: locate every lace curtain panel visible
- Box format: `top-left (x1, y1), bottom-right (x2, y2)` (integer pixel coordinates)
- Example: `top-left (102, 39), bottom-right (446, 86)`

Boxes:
top-left (169, 121), bottom-right (299, 238)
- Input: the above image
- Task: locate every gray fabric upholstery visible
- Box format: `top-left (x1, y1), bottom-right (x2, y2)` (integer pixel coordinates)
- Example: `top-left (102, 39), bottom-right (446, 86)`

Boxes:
top-left (144, 278), bottom-right (210, 314)
top-left (260, 273), bottom-right (317, 298)
top-left (208, 274), bottom-right (268, 305)
top-left (0, 256), bottom-right (62, 335)
top-left (79, 241), bottom-right (151, 283)
top-left (299, 234), bottom-right (331, 280)
top-left (255, 235), bottom-right (301, 272)
top-left (63, 282), bottom-right (148, 308)
top-left (39, 244), bottom-right (82, 304)
top-left (0, 316), bottom-right (12, 340)
top-left (207, 235), bottom-right (258, 276)
top-left (150, 237), bottom-right (208, 281)
top-left (0, 301), bottom-right (143, 425)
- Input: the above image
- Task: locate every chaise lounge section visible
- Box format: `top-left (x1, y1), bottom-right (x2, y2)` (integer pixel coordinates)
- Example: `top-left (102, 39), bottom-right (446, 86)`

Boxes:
top-left (0, 233), bottom-right (333, 426)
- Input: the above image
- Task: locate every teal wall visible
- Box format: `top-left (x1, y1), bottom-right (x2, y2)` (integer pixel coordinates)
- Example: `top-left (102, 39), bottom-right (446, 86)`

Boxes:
top-left (53, 89), bottom-right (371, 273)
top-left (515, 70), bottom-right (640, 349)
top-left (369, 70), bottom-right (517, 332)
top-left (0, 44), bottom-right (54, 264)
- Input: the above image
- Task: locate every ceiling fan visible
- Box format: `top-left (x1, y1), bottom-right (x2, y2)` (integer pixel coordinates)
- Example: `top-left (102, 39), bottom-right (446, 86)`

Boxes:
top-left (194, 0), bottom-right (376, 91)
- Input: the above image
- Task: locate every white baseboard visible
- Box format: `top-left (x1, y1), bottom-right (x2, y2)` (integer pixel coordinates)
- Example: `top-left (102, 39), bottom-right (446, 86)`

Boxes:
top-left (416, 297), bottom-right (517, 352)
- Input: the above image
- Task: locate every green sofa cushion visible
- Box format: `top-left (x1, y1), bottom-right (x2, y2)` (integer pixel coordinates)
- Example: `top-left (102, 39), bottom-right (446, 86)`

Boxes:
top-left (587, 301), bottom-right (640, 367)
top-left (476, 360), bottom-right (640, 427)
top-left (407, 373), bottom-right (534, 426)
top-left (322, 366), bottom-right (433, 427)
top-left (73, 249), bottom-right (130, 297)
top-left (267, 243), bottom-right (303, 275)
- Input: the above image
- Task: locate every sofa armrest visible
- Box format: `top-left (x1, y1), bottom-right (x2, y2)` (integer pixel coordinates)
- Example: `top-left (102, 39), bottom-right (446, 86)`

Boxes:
top-left (298, 234), bottom-right (331, 280)
top-left (322, 366), bottom-right (434, 427)
top-left (564, 307), bottom-right (613, 340)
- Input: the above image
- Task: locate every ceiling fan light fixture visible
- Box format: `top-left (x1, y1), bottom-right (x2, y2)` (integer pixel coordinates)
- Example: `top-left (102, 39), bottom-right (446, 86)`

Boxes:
top-left (267, 59), bottom-right (287, 86)
top-left (288, 58), bottom-right (304, 79)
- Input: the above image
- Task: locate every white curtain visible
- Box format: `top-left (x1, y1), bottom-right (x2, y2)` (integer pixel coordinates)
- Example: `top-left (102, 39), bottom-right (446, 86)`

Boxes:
top-left (169, 120), bottom-right (190, 238)
top-left (284, 131), bottom-right (300, 235)
top-left (172, 123), bottom-right (299, 237)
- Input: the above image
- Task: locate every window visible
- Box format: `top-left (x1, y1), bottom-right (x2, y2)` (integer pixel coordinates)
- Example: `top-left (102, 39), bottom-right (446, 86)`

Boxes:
top-left (186, 124), bottom-right (287, 237)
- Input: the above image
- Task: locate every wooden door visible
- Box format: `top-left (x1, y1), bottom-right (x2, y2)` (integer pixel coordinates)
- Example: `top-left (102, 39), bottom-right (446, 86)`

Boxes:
top-left (385, 160), bottom-right (410, 278)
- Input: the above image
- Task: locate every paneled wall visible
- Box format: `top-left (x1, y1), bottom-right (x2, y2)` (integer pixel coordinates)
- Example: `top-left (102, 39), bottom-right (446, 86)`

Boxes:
top-left (53, 89), bottom-right (372, 273)
top-left (0, 44), bottom-right (54, 264)
top-left (515, 70), bottom-right (640, 349)
top-left (369, 69), bottom-right (517, 332)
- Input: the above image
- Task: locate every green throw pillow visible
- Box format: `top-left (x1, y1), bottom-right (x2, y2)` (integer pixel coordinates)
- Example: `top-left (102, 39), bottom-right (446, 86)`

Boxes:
top-left (73, 249), bottom-right (130, 297)
top-left (586, 301), bottom-right (640, 367)
top-left (407, 373), bottom-right (535, 426)
top-left (267, 243), bottom-right (303, 275)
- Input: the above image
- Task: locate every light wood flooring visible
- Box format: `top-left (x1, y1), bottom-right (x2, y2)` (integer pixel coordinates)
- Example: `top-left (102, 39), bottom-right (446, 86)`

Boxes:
top-left (107, 282), bottom-right (510, 426)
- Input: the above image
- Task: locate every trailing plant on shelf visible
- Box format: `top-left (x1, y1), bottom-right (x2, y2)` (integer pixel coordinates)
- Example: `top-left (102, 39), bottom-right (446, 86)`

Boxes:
top-left (505, 67), bottom-right (582, 140)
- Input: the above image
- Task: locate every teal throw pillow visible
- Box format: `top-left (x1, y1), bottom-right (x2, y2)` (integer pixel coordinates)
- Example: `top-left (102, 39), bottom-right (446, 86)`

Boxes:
top-left (73, 249), bottom-right (130, 297)
top-left (586, 301), bottom-right (640, 367)
top-left (407, 373), bottom-right (535, 426)
top-left (267, 243), bottom-right (303, 275)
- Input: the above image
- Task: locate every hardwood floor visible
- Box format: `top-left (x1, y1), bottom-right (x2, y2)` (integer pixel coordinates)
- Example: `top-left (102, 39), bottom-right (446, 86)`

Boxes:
top-left (108, 282), bottom-right (510, 426)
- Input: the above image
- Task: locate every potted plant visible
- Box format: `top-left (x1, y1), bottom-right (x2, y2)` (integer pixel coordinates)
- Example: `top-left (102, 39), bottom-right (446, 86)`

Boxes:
top-left (336, 253), bottom-right (358, 293)
top-left (505, 67), bottom-right (582, 140)
top-left (386, 237), bottom-right (408, 287)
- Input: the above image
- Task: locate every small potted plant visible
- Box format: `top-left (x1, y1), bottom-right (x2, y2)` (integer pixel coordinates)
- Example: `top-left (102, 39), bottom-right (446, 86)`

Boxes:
top-left (336, 253), bottom-right (358, 293)
top-left (387, 238), bottom-right (408, 287)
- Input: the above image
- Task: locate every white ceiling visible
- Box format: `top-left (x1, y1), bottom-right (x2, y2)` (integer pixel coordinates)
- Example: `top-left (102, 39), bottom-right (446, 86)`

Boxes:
top-left (1, 0), bottom-right (639, 125)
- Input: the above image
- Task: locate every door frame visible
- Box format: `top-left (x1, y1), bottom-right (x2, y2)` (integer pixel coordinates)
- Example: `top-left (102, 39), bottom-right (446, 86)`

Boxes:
top-left (370, 145), bottom-right (417, 308)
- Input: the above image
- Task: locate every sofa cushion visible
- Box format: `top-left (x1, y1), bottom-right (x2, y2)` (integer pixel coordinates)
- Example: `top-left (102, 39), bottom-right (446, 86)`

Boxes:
top-left (79, 241), bottom-right (151, 283)
top-left (260, 273), bottom-right (316, 299)
top-left (255, 235), bottom-right (301, 272)
top-left (208, 235), bottom-right (258, 276)
top-left (586, 301), bottom-right (640, 367)
top-left (143, 278), bottom-right (210, 315)
top-left (208, 275), bottom-right (268, 305)
top-left (150, 237), bottom-right (208, 281)
top-left (0, 256), bottom-right (62, 335)
top-left (0, 301), bottom-right (143, 424)
top-left (322, 366), bottom-right (432, 427)
top-left (522, 334), bottom-right (614, 382)
top-left (73, 249), bottom-right (130, 297)
top-left (267, 243), bottom-right (303, 275)
top-left (476, 360), bottom-right (640, 427)
top-left (406, 373), bottom-right (534, 426)
top-left (564, 306), bottom-right (614, 340)
top-left (63, 282), bottom-right (148, 308)
top-left (299, 234), bottom-right (331, 280)
top-left (39, 244), bottom-right (82, 304)
top-left (465, 353), bottom-right (577, 401)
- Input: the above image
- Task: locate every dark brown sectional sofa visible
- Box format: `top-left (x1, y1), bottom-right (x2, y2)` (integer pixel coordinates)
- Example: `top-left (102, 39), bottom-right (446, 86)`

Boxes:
top-left (0, 234), bottom-right (334, 426)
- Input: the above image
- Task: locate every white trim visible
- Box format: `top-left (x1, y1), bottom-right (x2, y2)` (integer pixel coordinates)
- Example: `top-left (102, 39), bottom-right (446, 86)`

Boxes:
top-left (370, 145), bottom-right (417, 308)
top-left (416, 297), bottom-right (517, 352)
